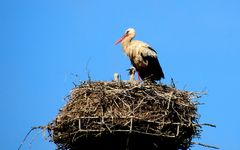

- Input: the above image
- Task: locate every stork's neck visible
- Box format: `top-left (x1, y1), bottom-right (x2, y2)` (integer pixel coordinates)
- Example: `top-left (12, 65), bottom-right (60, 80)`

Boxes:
top-left (130, 74), bottom-right (135, 81)
top-left (121, 36), bottom-right (133, 56)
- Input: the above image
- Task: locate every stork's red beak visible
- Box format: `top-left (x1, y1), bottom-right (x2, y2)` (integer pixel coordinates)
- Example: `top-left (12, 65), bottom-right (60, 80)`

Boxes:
top-left (114, 34), bottom-right (127, 45)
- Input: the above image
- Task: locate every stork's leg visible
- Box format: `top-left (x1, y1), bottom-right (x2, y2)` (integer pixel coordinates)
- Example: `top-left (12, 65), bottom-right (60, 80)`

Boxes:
top-left (138, 72), bottom-right (140, 80)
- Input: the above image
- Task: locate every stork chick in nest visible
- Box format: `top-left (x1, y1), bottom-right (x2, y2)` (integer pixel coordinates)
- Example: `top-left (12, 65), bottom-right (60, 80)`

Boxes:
top-left (127, 67), bottom-right (136, 82)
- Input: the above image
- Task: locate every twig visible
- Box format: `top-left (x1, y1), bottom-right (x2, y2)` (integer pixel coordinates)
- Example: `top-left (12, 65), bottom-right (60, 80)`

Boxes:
top-left (192, 142), bottom-right (220, 149)
top-left (29, 128), bottom-right (47, 149)
top-left (85, 58), bottom-right (92, 82)
top-left (201, 123), bottom-right (216, 128)
top-left (170, 78), bottom-right (176, 88)
top-left (18, 126), bottom-right (45, 150)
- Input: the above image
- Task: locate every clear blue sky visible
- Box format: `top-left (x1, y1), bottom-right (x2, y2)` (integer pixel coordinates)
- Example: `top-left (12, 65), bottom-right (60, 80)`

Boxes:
top-left (1, 0), bottom-right (239, 149)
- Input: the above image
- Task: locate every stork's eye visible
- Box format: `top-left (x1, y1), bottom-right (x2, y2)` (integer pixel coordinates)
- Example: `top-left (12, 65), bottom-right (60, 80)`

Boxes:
top-left (126, 31), bottom-right (129, 34)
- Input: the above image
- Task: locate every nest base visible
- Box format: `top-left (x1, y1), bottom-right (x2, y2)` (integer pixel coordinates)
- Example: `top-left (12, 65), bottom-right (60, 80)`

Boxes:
top-left (69, 132), bottom-right (180, 150)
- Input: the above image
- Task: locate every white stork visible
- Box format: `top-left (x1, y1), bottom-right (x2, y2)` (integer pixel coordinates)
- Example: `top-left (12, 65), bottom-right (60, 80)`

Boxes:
top-left (127, 66), bottom-right (136, 82)
top-left (115, 28), bottom-right (164, 81)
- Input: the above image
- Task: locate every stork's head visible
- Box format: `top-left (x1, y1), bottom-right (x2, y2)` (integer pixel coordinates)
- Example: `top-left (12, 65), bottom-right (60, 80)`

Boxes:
top-left (125, 28), bottom-right (136, 36)
top-left (114, 28), bottom-right (136, 45)
top-left (127, 66), bottom-right (136, 75)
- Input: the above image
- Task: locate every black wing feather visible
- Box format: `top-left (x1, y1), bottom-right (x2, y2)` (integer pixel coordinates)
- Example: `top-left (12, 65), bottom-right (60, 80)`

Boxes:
top-left (138, 48), bottom-right (164, 81)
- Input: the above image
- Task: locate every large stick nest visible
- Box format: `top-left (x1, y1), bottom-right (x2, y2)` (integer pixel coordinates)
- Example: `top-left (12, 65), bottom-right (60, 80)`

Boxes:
top-left (47, 81), bottom-right (202, 150)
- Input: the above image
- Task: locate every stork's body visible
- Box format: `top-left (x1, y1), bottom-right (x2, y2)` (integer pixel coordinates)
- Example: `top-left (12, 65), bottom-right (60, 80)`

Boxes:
top-left (115, 28), bottom-right (164, 81)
